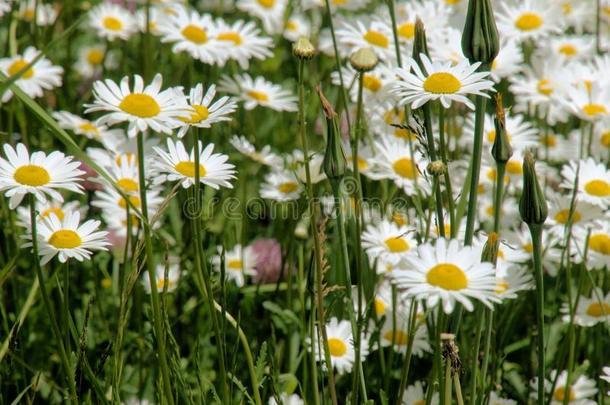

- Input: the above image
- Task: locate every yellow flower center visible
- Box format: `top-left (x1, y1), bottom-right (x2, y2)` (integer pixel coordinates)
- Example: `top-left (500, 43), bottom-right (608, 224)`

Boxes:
top-left (586, 302), bottom-right (610, 317)
top-left (383, 330), bottom-right (409, 346)
top-left (541, 133), bottom-right (557, 147)
top-left (247, 90), bottom-right (269, 102)
top-left (423, 72), bottom-right (462, 94)
top-left (217, 32), bottom-right (242, 45)
top-left (332, 0), bottom-right (347, 4)
top-left (257, 0), bottom-right (275, 7)
top-left (506, 160), bottom-right (523, 175)
top-left (515, 12), bottom-right (543, 31)
top-left (115, 153), bottom-right (135, 166)
top-left (394, 127), bottom-right (415, 140)
top-left (357, 157), bottom-right (369, 170)
top-left (87, 49), bottom-right (105, 65)
top-left (278, 182), bottom-right (298, 194)
top-left (363, 74), bottom-right (382, 92)
top-left (537, 79), bottom-right (553, 96)
top-left (392, 212), bottom-right (407, 226)
top-left (584, 179), bottom-right (610, 197)
top-left (559, 44), bottom-right (578, 56)
top-left (41, 207), bottom-right (65, 221)
top-left (363, 30), bottom-right (389, 48)
top-left (228, 259), bottom-right (243, 269)
top-left (101, 278), bottom-right (112, 289)
top-left (118, 195), bottom-right (141, 209)
top-left (426, 263), bottom-right (468, 291)
top-left (285, 20), bottom-right (297, 31)
top-left (589, 233), bottom-right (610, 255)
top-left (174, 161), bottom-right (206, 178)
top-left (562, 2), bottom-right (572, 14)
top-left (117, 178), bottom-right (139, 193)
top-left (48, 229), bottom-right (82, 249)
top-left (554, 209), bottom-right (581, 224)
top-left (393, 158), bottom-right (417, 179)
top-left (384, 237), bottom-right (409, 253)
top-left (487, 129), bottom-right (512, 143)
top-left (445, 0), bottom-right (461, 4)
top-left (8, 60), bottom-right (34, 79)
top-left (157, 278), bottom-right (175, 290)
top-left (103, 16), bottom-right (123, 31)
top-left (523, 242), bottom-right (533, 253)
top-left (327, 337), bottom-right (347, 357)
top-left (495, 280), bottom-right (509, 294)
top-left (601, 132), bottom-right (610, 147)
top-left (553, 387), bottom-right (576, 402)
top-left (181, 104), bottom-right (210, 124)
top-left (119, 94), bottom-right (161, 118)
top-left (79, 122), bottom-right (99, 134)
top-left (414, 401), bottom-right (426, 405)
top-left (374, 298), bottom-right (386, 316)
top-left (398, 22), bottom-right (415, 39)
top-left (181, 24), bottom-right (208, 44)
top-left (14, 165), bottom-right (50, 186)
top-left (582, 103), bottom-right (608, 117)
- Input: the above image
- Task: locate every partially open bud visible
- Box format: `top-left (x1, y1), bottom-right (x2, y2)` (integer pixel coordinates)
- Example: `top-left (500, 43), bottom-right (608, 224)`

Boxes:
top-left (427, 160), bottom-right (446, 177)
top-left (318, 86), bottom-right (347, 181)
top-left (411, 18), bottom-right (430, 74)
top-left (481, 232), bottom-right (500, 265)
top-left (292, 37), bottom-right (316, 60)
top-left (461, 0), bottom-right (500, 68)
top-left (519, 152), bottom-right (548, 226)
top-left (349, 47), bottom-right (378, 72)
top-left (491, 94), bottom-right (513, 164)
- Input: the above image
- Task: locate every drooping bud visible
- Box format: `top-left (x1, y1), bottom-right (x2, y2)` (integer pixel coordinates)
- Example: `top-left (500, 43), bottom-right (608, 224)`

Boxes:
top-left (427, 160), bottom-right (446, 177)
top-left (317, 86), bottom-right (347, 181)
top-left (411, 18), bottom-right (430, 74)
top-left (481, 232), bottom-right (500, 265)
top-left (461, 0), bottom-right (500, 68)
top-left (292, 37), bottom-right (316, 60)
top-left (491, 94), bottom-right (512, 164)
top-left (349, 47), bottom-right (378, 72)
top-left (519, 152), bottom-right (548, 226)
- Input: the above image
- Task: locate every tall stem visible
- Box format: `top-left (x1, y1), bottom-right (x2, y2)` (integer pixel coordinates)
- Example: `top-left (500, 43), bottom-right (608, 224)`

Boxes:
top-left (136, 132), bottom-right (175, 405)
top-left (397, 299), bottom-right (419, 401)
top-left (529, 224), bottom-right (545, 405)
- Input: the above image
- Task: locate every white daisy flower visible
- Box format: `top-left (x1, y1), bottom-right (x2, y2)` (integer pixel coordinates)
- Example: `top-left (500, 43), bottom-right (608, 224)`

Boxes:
top-left (260, 171), bottom-right (302, 202)
top-left (236, 0), bottom-right (287, 35)
top-left (292, 152), bottom-right (326, 185)
top-left (574, 220), bottom-right (610, 269)
top-left (218, 74), bottom-right (297, 112)
top-left (100, 155), bottom-right (141, 195)
top-left (361, 219), bottom-right (417, 265)
top-left (560, 158), bottom-right (610, 208)
top-left (561, 288), bottom-right (610, 327)
top-left (0, 46), bottom-right (63, 103)
top-left (268, 393), bottom-right (304, 405)
top-left (532, 370), bottom-right (598, 405)
top-left (88, 3), bottom-right (136, 41)
top-left (342, 140), bottom-right (375, 178)
top-left (18, 0), bottom-right (57, 26)
top-left (544, 35), bottom-right (596, 62)
top-left (211, 244), bottom-right (258, 287)
top-left (135, 6), bottom-right (163, 35)
top-left (392, 238), bottom-right (501, 314)
top-left (25, 211), bottom-right (108, 265)
top-left (336, 19), bottom-right (395, 62)
top-left (331, 64), bottom-right (395, 104)
top-left (463, 111), bottom-right (538, 153)
top-left (92, 186), bottom-right (163, 220)
top-left (391, 54), bottom-right (495, 110)
top-left (402, 381), bottom-right (438, 405)
top-left (490, 40), bottom-right (524, 82)
top-left (0, 0), bottom-right (12, 17)
top-left (214, 19), bottom-right (273, 69)
top-left (74, 45), bottom-right (109, 78)
top-left (488, 391), bottom-right (517, 405)
top-left (496, 0), bottom-right (563, 42)
top-left (153, 138), bottom-right (236, 190)
top-left (563, 82), bottom-right (610, 122)
top-left (53, 110), bottom-right (123, 143)
top-left (143, 258), bottom-right (181, 293)
top-left (600, 367), bottom-right (610, 395)
top-left (394, 1), bottom-right (449, 46)
top-left (429, 27), bottom-right (467, 66)
top-left (561, 0), bottom-right (596, 33)
top-left (16, 200), bottom-right (82, 229)
top-left (0, 143), bottom-right (84, 209)
top-left (176, 83), bottom-right (237, 138)
top-left (85, 73), bottom-right (190, 137)
top-left (546, 192), bottom-right (603, 238)
top-left (283, 14), bottom-right (311, 42)
top-left (229, 135), bottom-right (282, 166)
top-left (378, 314), bottom-right (430, 356)
top-left (493, 265), bottom-right (534, 300)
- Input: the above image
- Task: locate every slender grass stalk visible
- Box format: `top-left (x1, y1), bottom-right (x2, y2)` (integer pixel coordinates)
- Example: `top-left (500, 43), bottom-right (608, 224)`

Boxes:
top-left (468, 308), bottom-right (484, 405)
top-left (29, 197), bottom-right (78, 404)
top-left (0, 277), bottom-right (39, 363)
top-left (529, 223), bottom-right (545, 405)
top-left (454, 373), bottom-right (465, 405)
top-left (397, 299), bottom-right (419, 401)
top-left (437, 105), bottom-right (455, 236)
top-left (63, 261), bottom-right (70, 351)
top-left (444, 353), bottom-right (452, 405)
top-left (136, 132), bottom-right (175, 405)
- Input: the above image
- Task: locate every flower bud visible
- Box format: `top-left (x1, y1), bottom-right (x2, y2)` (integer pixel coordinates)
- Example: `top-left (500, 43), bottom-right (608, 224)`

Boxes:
top-left (292, 37), bottom-right (316, 60)
top-left (461, 0), bottom-right (500, 67)
top-left (481, 232), bottom-right (500, 265)
top-left (318, 86), bottom-right (347, 181)
top-left (519, 152), bottom-right (548, 226)
top-left (349, 47), bottom-right (378, 72)
top-left (427, 160), bottom-right (446, 176)
top-left (411, 18), bottom-right (430, 74)
top-left (491, 94), bottom-right (513, 164)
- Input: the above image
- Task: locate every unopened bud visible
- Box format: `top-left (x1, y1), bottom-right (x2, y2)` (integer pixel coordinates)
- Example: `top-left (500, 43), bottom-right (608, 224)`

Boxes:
top-left (411, 18), bottom-right (430, 74)
top-left (427, 160), bottom-right (446, 176)
top-left (350, 47), bottom-right (378, 72)
top-left (481, 232), bottom-right (500, 265)
top-left (317, 86), bottom-right (347, 181)
top-left (293, 37), bottom-right (316, 60)
top-left (461, 0), bottom-right (500, 67)
top-left (519, 152), bottom-right (548, 226)
top-left (491, 94), bottom-right (513, 164)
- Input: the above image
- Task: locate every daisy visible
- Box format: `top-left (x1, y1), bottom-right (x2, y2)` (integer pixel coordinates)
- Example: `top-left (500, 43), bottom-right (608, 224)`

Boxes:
top-left (561, 288), bottom-right (610, 327)
top-left (394, 1), bottom-right (449, 46)
top-left (16, 200), bottom-right (81, 228)
top-left (53, 110), bottom-right (123, 143)
top-left (135, 6), bottom-right (163, 35)
top-left (343, 140), bottom-right (375, 178)
top-left (157, 6), bottom-right (224, 65)
top-left (302, 0), bottom-right (370, 11)
top-left (336, 19), bottom-right (395, 62)
top-left (143, 258), bottom-right (181, 293)
top-left (0, 143), bottom-right (84, 209)
top-left (153, 139), bottom-right (235, 189)
top-left (563, 82), bottom-right (610, 122)
top-left (378, 314), bottom-right (430, 356)
top-left (268, 394), bottom-right (304, 405)
top-left (392, 54), bottom-right (495, 110)
top-left (496, 0), bottom-right (563, 42)
top-left (292, 152), bottom-right (326, 185)
top-left (561, 158), bottom-right (610, 208)
top-left (100, 155), bottom-right (142, 195)
top-left (92, 187), bottom-right (163, 219)
top-left (214, 19), bottom-right (273, 69)
top-left (85, 73), bottom-right (190, 137)
top-left (25, 211), bottom-right (108, 265)
top-left (0, 0), bottom-right (11, 17)
top-left (18, 0), bottom-right (57, 26)
top-left (211, 244), bottom-right (258, 287)
top-left (283, 14), bottom-right (311, 42)
top-left (218, 74), bottom-right (297, 112)
top-left (176, 83), bottom-right (237, 138)
top-left (561, 0), bottom-right (596, 33)
top-left (229, 135), bottom-right (283, 166)
top-left (260, 171), bottom-right (302, 202)
top-left (532, 370), bottom-right (598, 405)
top-left (361, 219), bottom-right (417, 265)
top-left (392, 238), bottom-right (501, 314)
top-left (88, 3), bottom-right (136, 41)
top-left (490, 40), bottom-right (524, 82)
top-left (74, 45), bottom-right (108, 78)
top-left (463, 111), bottom-right (538, 153)
top-left (494, 265), bottom-right (534, 300)
top-left (545, 35), bottom-right (596, 62)
top-left (429, 27), bottom-right (467, 66)
top-left (309, 317), bottom-right (369, 374)
top-left (601, 367), bottom-right (610, 395)
top-left (574, 221), bottom-right (610, 269)
top-left (236, 0), bottom-right (287, 35)
top-left (546, 192), bottom-right (603, 238)
top-left (402, 381), bottom-right (438, 405)
top-left (331, 64), bottom-right (394, 104)
top-left (0, 46), bottom-right (63, 103)
top-left (488, 391), bottom-right (517, 405)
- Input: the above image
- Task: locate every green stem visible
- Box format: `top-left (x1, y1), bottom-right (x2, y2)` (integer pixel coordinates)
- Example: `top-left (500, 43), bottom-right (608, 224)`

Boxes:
top-left (136, 132), bottom-right (175, 405)
top-left (444, 353), bottom-right (452, 405)
top-left (469, 308), bottom-right (484, 405)
top-left (454, 373), bottom-right (465, 405)
top-left (529, 224), bottom-right (545, 405)
top-left (397, 299), bottom-right (419, 401)
top-left (438, 105), bottom-right (455, 236)
top-left (423, 103), bottom-right (445, 237)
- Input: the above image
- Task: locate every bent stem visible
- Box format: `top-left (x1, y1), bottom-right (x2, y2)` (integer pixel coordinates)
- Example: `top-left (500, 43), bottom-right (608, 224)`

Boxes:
top-left (136, 132), bottom-right (175, 405)
top-left (29, 197), bottom-right (78, 404)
